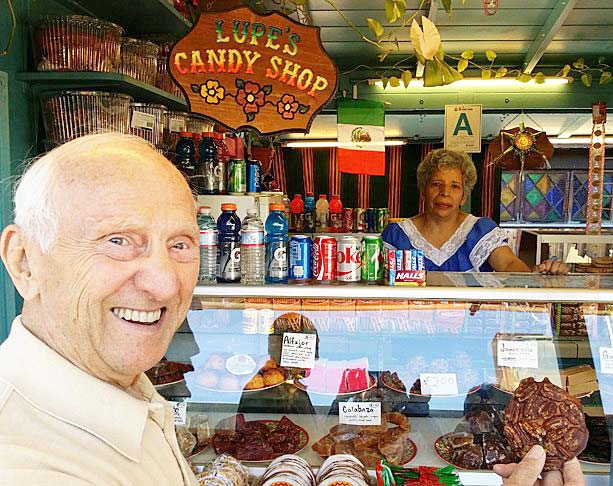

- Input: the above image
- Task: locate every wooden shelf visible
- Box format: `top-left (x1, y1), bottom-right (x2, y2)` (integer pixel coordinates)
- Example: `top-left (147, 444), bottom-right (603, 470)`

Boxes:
top-left (16, 72), bottom-right (188, 111)
top-left (53, 0), bottom-right (191, 36)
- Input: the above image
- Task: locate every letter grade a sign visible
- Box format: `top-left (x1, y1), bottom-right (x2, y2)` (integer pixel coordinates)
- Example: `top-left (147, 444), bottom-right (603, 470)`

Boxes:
top-left (170, 6), bottom-right (338, 135)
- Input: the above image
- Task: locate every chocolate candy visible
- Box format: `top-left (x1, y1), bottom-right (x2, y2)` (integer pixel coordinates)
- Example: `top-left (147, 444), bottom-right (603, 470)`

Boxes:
top-left (503, 377), bottom-right (589, 470)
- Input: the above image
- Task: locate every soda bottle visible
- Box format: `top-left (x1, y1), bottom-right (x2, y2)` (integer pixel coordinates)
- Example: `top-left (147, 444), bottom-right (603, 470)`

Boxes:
top-left (241, 209), bottom-right (265, 285)
top-left (289, 194), bottom-right (305, 233)
top-left (197, 206), bottom-right (218, 284)
top-left (214, 132), bottom-right (229, 195)
top-left (175, 132), bottom-right (196, 189)
top-left (282, 195), bottom-right (291, 222)
top-left (315, 194), bottom-right (329, 233)
top-left (217, 203), bottom-right (241, 283)
top-left (265, 203), bottom-right (289, 284)
top-left (304, 192), bottom-right (316, 233)
top-left (329, 194), bottom-right (343, 233)
top-left (199, 132), bottom-right (218, 195)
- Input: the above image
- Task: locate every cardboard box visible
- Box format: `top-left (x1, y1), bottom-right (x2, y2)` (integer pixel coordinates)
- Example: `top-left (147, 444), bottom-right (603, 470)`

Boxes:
top-left (567, 380), bottom-right (599, 397)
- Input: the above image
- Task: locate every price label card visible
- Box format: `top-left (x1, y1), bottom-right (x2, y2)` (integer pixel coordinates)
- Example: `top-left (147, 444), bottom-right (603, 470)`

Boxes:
top-left (170, 401), bottom-right (187, 426)
top-left (600, 347), bottom-right (613, 374)
top-left (131, 111), bottom-right (156, 130)
top-left (420, 373), bottom-right (458, 396)
top-left (339, 402), bottom-right (381, 426)
top-left (497, 340), bottom-right (539, 369)
top-left (169, 118), bottom-right (184, 133)
top-left (280, 332), bottom-right (316, 369)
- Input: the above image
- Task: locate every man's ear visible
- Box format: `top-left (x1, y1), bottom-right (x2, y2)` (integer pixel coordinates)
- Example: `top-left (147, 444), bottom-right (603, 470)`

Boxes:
top-left (0, 225), bottom-right (40, 300)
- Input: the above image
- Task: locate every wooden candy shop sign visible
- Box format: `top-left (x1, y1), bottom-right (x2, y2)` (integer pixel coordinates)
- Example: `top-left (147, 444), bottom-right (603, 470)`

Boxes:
top-left (170, 6), bottom-right (338, 135)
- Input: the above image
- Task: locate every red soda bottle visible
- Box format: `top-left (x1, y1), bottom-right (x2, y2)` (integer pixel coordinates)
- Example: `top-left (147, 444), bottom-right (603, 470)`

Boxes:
top-left (289, 194), bottom-right (304, 232)
top-left (329, 194), bottom-right (343, 233)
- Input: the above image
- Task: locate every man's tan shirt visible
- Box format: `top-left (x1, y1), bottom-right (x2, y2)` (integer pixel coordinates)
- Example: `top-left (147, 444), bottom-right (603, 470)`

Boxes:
top-left (0, 316), bottom-right (199, 486)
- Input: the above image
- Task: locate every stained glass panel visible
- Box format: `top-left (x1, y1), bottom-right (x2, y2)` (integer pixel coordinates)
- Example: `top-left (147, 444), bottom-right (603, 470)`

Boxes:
top-left (570, 171), bottom-right (613, 225)
top-left (521, 172), bottom-right (568, 223)
top-left (500, 172), bottom-right (519, 222)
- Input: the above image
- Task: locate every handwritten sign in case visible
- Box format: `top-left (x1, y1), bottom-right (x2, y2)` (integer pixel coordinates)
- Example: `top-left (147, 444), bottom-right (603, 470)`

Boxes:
top-left (280, 332), bottom-right (316, 369)
top-left (497, 340), bottom-right (539, 369)
top-left (339, 401), bottom-right (381, 426)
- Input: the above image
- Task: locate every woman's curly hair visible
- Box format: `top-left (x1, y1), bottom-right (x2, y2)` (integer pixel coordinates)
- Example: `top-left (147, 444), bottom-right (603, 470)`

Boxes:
top-left (416, 149), bottom-right (478, 195)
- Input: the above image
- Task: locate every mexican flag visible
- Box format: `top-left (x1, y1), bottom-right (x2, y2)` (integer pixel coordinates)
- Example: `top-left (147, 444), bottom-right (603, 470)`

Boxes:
top-left (337, 99), bottom-right (386, 176)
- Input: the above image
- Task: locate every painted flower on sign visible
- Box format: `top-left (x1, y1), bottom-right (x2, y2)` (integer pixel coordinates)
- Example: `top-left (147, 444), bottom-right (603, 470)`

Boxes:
top-left (236, 80), bottom-right (271, 121)
top-left (276, 94), bottom-right (300, 120)
top-left (199, 80), bottom-right (225, 104)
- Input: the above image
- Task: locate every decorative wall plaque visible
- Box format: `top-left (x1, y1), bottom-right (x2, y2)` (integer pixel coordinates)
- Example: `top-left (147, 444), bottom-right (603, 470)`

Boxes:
top-left (170, 6), bottom-right (338, 135)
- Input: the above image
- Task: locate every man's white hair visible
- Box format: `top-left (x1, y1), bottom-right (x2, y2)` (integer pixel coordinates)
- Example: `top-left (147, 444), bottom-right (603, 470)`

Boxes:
top-left (13, 133), bottom-right (162, 253)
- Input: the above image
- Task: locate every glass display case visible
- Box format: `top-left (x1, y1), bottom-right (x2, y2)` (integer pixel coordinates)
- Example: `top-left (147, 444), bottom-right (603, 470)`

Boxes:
top-left (155, 273), bottom-right (613, 485)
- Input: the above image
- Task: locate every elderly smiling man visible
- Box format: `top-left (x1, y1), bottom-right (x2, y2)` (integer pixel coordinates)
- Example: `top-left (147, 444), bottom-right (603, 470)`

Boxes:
top-left (0, 133), bottom-right (200, 485)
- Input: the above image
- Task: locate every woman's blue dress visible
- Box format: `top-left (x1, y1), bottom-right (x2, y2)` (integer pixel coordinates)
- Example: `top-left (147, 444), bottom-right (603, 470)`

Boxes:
top-left (381, 215), bottom-right (510, 272)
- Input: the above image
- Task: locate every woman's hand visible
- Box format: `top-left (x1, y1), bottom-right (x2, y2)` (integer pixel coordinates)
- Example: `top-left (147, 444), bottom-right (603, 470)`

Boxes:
top-left (533, 259), bottom-right (570, 275)
top-left (493, 445), bottom-right (586, 486)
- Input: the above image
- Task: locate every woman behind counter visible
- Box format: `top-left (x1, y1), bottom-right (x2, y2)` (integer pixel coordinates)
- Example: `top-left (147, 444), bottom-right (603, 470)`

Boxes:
top-left (382, 149), bottom-right (568, 275)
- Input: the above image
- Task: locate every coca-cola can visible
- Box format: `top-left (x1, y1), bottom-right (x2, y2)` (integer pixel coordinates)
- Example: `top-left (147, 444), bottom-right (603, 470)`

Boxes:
top-left (337, 236), bottom-right (362, 283)
top-left (312, 236), bottom-right (337, 284)
top-left (342, 208), bottom-right (354, 232)
top-left (354, 208), bottom-right (367, 232)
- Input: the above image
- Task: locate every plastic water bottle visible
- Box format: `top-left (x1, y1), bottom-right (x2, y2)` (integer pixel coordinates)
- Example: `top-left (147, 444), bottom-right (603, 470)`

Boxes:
top-left (304, 192), bottom-right (316, 233)
top-left (241, 209), bottom-right (265, 285)
top-left (265, 203), bottom-right (289, 284)
top-left (217, 203), bottom-right (241, 283)
top-left (289, 194), bottom-right (304, 232)
top-left (329, 194), bottom-right (343, 233)
top-left (197, 206), bottom-right (218, 284)
top-left (175, 132), bottom-right (196, 189)
top-left (315, 194), bottom-right (329, 232)
top-left (198, 132), bottom-right (218, 195)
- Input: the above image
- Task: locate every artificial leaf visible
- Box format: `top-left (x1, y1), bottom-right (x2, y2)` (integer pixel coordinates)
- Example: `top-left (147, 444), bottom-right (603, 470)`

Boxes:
top-left (562, 64), bottom-right (571, 77)
top-left (418, 17), bottom-right (442, 60)
top-left (191, 84), bottom-right (200, 93)
top-left (236, 78), bottom-right (245, 89)
top-left (381, 75), bottom-right (389, 88)
top-left (573, 58), bottom-right (585, 69)
top-left (262, 85), bottom-right (273, 95)
top-left (298, 104), bottom-right (310, 114)
top-left (423, 60), bottom-right (443, 87)
top-left (598, 56), bottom-right (606, 65)
top-left (600, 72), bottom-right (612, 85)
top-left (441, 0), bottom-right (452, 14)
top-left (485, 50), bottom-right (497, 62)
top-left (517, 73), bottom-right (531, 83)
top-left (293, 0), bottom-right (306, 5)
top-left (393, 1), bottom-right (405, 19)
top-left (401, 70), bottom-right (413, 87)
top-left (457, 58), bottom-right (468, 73)
top-left (440, 61), bottom-right (462, 85)
top-left (461, 50), bottom-right (474, 60)
top-left (389, 76), bottom-right (401, 87)
top-left (410, 19), bottom-right (424, 59)
top-left (534, 72), bottom-right (545, 84)
top-left (435, 44), bottom-right (445, 61)
top-left (378, 50), bottom-right (390, 62)
top-left (385, 0), bottom-right (397, 23)
top-left (581, 73), bottom-right (592, 86)
top-left (481, 69), bottom-right (492, 80)
top-left (495, 67), bottom-right (508, 78)
top-left (367, 18), bottom-right (385, 38)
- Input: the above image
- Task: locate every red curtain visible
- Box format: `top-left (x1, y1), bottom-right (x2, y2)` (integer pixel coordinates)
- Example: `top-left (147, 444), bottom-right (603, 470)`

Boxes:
top-left (300, 147), bottom-right (315, 195)
top-left (328, 147), bottom-right (341, 197)
top-left (481, 144), bottom-right (495, 218)
top-left (271, 146), bottom-right (287, 195)
top-left (387, 146), bottom-right (402, 218)
top-left (357, 174), bottom-right (370, 208)
top-left (419, 144), bottom-right (434, 213)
